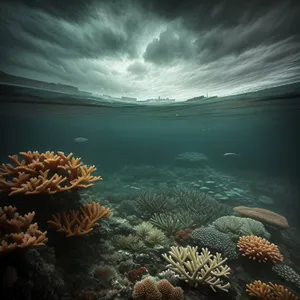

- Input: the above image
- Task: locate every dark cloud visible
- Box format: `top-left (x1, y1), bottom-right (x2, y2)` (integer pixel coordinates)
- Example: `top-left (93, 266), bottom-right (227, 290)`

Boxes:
top-left (0, 0), bottom-right (299, 99)
top-left (0, 0), bottom-right (97, 22)
top-left (143, 20), bottom-right (195, 65)
top-left (143, 1), bottom-right (300, 65)
top-left (127, 62), bottom-right (148, 75)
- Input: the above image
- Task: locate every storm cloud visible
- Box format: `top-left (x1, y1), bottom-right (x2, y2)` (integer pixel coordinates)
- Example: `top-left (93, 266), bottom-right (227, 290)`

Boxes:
top-left (0, 0), bottom-right (299, 100)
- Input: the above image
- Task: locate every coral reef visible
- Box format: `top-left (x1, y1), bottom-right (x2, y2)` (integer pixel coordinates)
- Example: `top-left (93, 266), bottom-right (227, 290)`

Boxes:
top-left (1, 148), bottom-right (299, 300)
top-left (162, 246), bottom-right (231, 292)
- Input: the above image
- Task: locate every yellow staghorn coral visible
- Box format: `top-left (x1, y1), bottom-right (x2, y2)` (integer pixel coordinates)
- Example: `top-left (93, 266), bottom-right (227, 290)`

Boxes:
top-left (246, 280), bottom-right (298, 300)
top-left (162, 246), bottom-right (231, 292)
top-left (0, 206), bottom-right (48, 254)
top-left (0, 151), bottom-right (102, 195)
top-left (237, 235), bottom-right (283, 263)
top-left (48, 202), bottom-right (111, 237)
top-left (233, 206), bottom-right (289, 229)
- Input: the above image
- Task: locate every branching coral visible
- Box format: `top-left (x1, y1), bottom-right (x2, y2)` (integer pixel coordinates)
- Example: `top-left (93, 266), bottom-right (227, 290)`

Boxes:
top-left (113, 234), bottom-right (146, 252)
top-left (246, 280), bottom-right (298, 300)
top-left (172, 187), bottom-right (232, 225)
top-left (135, 190), bottom-right (171, 216)
top-left (237, 235), bottom-right (284, 263)
top-left (150, 213), bottom-right (183, 235)
top-left (0, 151), bottom-right (102, 195)
top-left (48, 202), bottom-right (110, 237)
top-left (0, 205), bottom-right (48, 253)
top-left (114, 221), bottom-right (166, 251)
top-left (135, 221), bottom-right (166, 246)
top-left (162, 246), bottom-right (231, 292)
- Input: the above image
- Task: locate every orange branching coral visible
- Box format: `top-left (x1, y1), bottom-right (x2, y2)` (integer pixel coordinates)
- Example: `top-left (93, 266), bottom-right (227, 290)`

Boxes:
top-left (48, 202), bottom-right (111, 237)
top-left (0, 151), bottom-right (102, 195)
top-left (233, 206), bottom-right (289, 228)
top-left (246, 280), bottom-right (298, 300)
top-left (0, 206), bottom-right (48, 254)
top-left (237, 235), bottom-right (283, 263)
top-left (0, 205), bottom-right (35, 232)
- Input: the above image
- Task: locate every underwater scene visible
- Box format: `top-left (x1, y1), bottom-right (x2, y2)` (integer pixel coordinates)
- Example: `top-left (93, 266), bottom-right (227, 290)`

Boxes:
top-left (1, 1), bottom-right (300, 300)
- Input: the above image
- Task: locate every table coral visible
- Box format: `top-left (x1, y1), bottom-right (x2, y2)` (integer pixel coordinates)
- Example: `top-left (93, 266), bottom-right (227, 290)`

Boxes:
top-left (233, 206), bottom-right (289, 229)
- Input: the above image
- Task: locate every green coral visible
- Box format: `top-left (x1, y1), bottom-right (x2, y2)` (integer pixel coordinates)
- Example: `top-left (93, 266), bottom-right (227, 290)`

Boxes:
top-left (272, 264), bottom-right (300, 289)
top-left (190, 226), bottom-right (238, 260)
top-left (213, 216), bottom-right (271, 240)
top-left (113, 234), bottom-right (146, 252)
top-left (150, 213), bottom-right (184, 235)
top-left (113, 222), bottom-right (167, 251)
top-left (135, 190), bottom-right (171, 216)
top-left (135, 222), bottom-right (166, 247)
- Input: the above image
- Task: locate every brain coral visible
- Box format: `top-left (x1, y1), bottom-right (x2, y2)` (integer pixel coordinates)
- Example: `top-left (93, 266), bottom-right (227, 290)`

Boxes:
top-left (132, 277), bottom-right (184, 300)
top-left (213, 215), bottom-right (271, 240)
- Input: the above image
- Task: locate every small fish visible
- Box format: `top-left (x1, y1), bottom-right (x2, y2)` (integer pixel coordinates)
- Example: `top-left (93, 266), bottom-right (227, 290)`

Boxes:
top-left (129, 186), bottom-right (141, 190)
top-left (74, 137), bottom-right (88, 143)
top-left (224, 153), bottom-right (240, 156)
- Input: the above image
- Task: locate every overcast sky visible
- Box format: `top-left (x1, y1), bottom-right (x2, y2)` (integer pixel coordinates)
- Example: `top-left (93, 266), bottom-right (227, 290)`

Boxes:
top-left (0, 0), bottom-right (300, 100)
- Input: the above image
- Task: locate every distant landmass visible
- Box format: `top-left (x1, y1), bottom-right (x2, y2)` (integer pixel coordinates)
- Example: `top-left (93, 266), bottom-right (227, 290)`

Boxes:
top-left (1, 70), bottom-right (299, 103)
top-left (185, 95), bottom-right (218, 102)
top-left (0, 71), bottom-right (92, 96)
top-left (184, 82), bottom-right (300, 103)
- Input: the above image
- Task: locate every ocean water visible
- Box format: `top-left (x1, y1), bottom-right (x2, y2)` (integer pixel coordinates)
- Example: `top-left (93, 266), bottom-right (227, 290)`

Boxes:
top-left (0, 84), bottom-right (300, 300)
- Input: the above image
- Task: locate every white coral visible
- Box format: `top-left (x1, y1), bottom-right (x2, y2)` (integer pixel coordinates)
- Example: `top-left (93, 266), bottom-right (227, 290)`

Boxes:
top-left (162, 246), bottom-right (231, 292)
